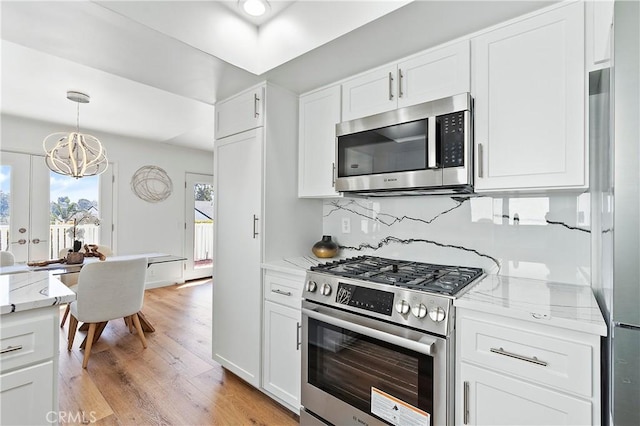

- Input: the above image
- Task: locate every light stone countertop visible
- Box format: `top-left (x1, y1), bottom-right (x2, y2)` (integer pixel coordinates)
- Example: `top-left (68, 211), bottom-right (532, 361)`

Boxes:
top-left (261, 256), bottom-right (341, 277)
top-left (454, 274), bottom-right (607, 336)
top-left (0, 271), bottom-right (76, 314)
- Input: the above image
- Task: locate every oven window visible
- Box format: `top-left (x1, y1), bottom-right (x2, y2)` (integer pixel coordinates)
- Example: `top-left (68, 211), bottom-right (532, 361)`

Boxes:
top-left (337, 119), bottom-right (429, 177)
top-left (307, 318), bottom-right (434, 421)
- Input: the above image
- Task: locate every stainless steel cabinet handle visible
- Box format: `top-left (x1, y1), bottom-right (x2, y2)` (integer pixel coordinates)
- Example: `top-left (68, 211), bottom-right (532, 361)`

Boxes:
top-left (32, 238), bottom-right (42, 244)
top-left (18, 228), bottom-right (27, 234)
top-left (490, 347), bottom-right (548, 366)
top-left (13, 239), bottom-right (27, 245)
top-left (398, 68), bottom-right (404, 98)
top-left (388, 72), bottom-right (394, 100)
top-left (332, 162), bottom-right (336, 187)
top-left (271, 289), bottom-right (292, 296)
top-left (463, 381), bottom-right (469, 424)
top-left (478, 143), bottom-right (484, 178)
top-left (254, 93), bottom-right (260, 118)
top-left (1, 345), bottom-right (23, 354)
top-left (296, 322), bottom-right (302, 350)
top-left (252, 215), bottom-right (259, 238)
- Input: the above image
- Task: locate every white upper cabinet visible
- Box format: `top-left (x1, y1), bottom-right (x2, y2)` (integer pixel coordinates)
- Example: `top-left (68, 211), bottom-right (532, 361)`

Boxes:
top-left (298, 85), bottom-right (342, 198)
top-left (397, 40), bottom-right (470, 108)
top-left (472, 2), bottom-right (586, 192)
top-left (586, 0), bottom-right (614, 71)
top-left (215, 85), bottom-right (265, 139)
top-left (341, 40), bottom-right (470, 121)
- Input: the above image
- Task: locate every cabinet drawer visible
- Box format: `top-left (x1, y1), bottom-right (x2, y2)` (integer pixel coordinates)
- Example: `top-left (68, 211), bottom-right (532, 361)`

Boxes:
top-left (264, 271), bottom-right (303, 309)
top-left (0, 310), bottom-right (55, 373)
top-left (458, 315), bottom-right (593, 397)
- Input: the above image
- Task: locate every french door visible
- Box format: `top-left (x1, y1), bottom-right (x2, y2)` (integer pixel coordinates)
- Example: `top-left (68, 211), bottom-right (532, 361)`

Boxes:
top-left (0, 152), bottom-right (50, 262)
top-left (184, 172), bottom-right (213, 280)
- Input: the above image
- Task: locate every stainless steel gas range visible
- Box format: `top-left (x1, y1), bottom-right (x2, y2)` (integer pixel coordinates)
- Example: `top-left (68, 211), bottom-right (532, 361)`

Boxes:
top-left (300, 256), bottom-right (483, 426)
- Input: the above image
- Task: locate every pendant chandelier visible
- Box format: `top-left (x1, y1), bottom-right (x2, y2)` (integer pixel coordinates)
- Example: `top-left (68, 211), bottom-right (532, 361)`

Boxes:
top-left (43, 91), bottom-right (108, 179)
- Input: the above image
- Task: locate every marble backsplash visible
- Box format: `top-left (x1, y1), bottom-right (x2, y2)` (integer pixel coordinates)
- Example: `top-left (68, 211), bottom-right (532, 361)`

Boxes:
top-left (322, 193), bottom-right (592, 286)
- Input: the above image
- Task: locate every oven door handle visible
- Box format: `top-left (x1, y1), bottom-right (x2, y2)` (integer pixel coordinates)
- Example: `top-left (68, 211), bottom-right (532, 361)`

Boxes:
top-left (303, 307), bottom-right (435, 356)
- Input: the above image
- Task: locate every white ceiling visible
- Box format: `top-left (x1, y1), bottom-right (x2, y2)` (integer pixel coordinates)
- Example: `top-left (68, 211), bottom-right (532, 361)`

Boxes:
top-left (0, 1), bottom-right (552, 152)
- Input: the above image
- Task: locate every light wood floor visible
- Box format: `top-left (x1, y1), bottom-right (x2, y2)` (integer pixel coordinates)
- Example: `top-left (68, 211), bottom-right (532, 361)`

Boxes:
top-left (58, 279), bottom-right (299, 425)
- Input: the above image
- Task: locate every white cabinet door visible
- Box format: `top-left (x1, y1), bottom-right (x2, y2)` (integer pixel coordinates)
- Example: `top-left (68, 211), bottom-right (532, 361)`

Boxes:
top-left (586, 0), bottom-right (614, 71)
top-left (212, 128), bottom-right (263, 387)
top-left (472, 2), bottom-right (585, 191)
top-left (262, 300), bottom-right (301, 412)
top-left (398, 40), bottom-right (470, 108)
top-left (341, 65), bottom-right (397, 121)
top-left (458, 362), bottom-right (592, 426)
top-left (0, 361), bottom-right (55, 426)
top-left (298, 85), bottom-right (342, 198)
top-left (215, 85), bottom-right (265, 139)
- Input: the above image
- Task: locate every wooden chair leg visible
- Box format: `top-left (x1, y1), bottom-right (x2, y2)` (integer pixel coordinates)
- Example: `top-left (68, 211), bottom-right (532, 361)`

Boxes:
top-left (131, 313), bottom-right (148, 349)
top-left (127, 316), bottom-right (134, 333)
top-left (82, 323), bottom-right (97, 369)
top-left (68, 315), bottom-right (78, 351)
top-left (60, 304), bottom-right (70, 327)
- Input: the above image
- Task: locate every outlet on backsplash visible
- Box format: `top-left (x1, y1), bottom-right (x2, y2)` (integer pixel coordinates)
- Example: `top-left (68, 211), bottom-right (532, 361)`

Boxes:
top-left (341, 218), bottom-right (351, 234)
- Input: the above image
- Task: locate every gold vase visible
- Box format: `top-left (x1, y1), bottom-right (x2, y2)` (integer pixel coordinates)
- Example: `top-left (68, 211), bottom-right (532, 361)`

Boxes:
top-left (312, 235), bottom-right (338, 258)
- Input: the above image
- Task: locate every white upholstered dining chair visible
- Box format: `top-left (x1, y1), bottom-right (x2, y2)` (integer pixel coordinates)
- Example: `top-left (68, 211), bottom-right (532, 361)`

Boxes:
top-left (66, 257), bottom-right (148, 368)
top-left (0, 251), bottom-right (15, 266)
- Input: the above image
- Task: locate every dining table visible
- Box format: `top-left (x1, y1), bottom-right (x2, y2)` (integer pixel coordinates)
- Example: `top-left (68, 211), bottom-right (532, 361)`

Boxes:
top-left (0, 252), bottom-right (186, 347)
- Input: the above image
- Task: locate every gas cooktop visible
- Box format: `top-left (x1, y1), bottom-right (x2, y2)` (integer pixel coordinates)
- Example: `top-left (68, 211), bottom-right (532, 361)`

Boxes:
top-left (310, 255), bottom-right (483, 296)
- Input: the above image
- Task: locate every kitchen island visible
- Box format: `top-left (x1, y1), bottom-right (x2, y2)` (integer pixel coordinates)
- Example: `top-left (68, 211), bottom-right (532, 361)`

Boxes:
top-left (0, 271), bottom-right (76, 425)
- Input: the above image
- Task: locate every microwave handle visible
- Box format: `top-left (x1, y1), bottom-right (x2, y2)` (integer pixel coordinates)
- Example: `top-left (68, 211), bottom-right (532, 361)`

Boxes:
top-left (302, 307), bottom-right (435, 356)
top-left (428, 116), bottom-right (437, 168)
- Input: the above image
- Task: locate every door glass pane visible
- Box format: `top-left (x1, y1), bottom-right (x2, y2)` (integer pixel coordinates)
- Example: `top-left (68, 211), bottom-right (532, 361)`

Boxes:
top-left (193, 183), bottom-right (213, 269)
top-left (49, 172), bottom-right (100, 258)
top-left (0, 165), bottom-right (10, 251)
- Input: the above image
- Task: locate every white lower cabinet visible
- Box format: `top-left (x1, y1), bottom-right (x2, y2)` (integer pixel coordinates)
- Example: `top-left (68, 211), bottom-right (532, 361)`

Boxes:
top-left (456, 309), bottom-right (601, 426)
top-left (261, 269), bottom-right (303, 414)
top-left (460, 362), bottom-right (592, 426)
top-left (1, 306), bottom-right (59, 425)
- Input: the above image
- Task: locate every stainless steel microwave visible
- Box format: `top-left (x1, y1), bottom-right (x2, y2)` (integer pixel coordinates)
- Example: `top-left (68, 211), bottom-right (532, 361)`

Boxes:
top-left (335, 93), bottom-right (473, 196)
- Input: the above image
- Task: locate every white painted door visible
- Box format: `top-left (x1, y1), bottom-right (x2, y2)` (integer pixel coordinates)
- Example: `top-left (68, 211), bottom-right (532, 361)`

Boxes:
top-left (458, 362), bottom-right (592, 426)
top-left (184, 172), bottom-right (213, 281)
top-left (262, 300), bottom-right (301, 411)
top-left (397, 40), bottom-right (470, 108)
top-left (341, 65), bottom-right (397, 121)
top-left (0, 361), bottom-right (55, 425)
top-left (298, 85), bottom-right (342, 198)
top-left (212, 128), bottom-right (262, 387)
top-left (472, 2), bottom-right (585, 191)
top-left (0, 152), bottom-right (50, 262)
top-left (215, 85), bottom-right (265, 139)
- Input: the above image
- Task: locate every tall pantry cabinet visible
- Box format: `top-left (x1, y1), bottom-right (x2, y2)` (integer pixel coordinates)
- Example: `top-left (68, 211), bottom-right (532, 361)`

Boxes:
top-left (212, 83), bottom-right (321, 387)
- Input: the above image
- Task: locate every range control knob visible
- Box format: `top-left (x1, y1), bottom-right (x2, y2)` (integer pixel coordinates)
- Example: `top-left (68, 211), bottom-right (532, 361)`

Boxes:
top-left (411, 303), bottom-right (428, 318)
top-left (429, 306), bottom-right (446, 322)
top-left (395, 300), bottom-right (410, 315)
top-left (306, 281), bottom-right (317, 292)
top-left (320, 283), bottom-right (332, 296)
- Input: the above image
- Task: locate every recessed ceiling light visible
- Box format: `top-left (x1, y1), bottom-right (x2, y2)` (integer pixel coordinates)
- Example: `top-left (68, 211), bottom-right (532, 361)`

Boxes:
top-left (241, 0), bottom-right (269, 17)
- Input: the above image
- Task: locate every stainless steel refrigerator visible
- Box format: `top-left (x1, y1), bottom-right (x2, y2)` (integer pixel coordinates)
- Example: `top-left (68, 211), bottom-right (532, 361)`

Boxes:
top-left (611, 1), bottom-right (640, 425)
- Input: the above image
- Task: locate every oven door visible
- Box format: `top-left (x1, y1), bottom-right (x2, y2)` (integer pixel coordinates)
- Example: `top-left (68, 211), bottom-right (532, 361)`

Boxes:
top-left (301, 301), bottom-right (451, 426)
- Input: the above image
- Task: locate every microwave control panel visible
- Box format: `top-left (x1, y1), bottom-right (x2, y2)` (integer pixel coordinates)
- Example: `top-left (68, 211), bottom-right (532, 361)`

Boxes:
top-left (438, 111), bottom-right (465, 168)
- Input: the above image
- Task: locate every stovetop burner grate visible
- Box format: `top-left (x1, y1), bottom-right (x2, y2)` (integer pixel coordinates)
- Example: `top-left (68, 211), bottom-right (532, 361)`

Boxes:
top-left (311, 255), bottom-right (483, 296)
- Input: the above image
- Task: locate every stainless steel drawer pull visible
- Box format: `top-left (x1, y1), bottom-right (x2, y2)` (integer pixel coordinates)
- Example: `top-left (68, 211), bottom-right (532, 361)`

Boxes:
top-left (388, 72), bottom-right (394, 100)
top-left (398, 68), bottom-right (404, 98)
top-left (252, 215), bottom-right (259, 239)
top-left (490, 347), bottom-right (548, 366)
top-left (332, 162), bottom-right (336, 187)
top-left (463, 381), bottom-right (469, 424)
top-left (296, 322), bottom-right (302, 350)
top-left (1, 345), bottom-right (23, 354)
top-left (271, 289), bottom-right (292, 296)
top-left (254, 93), bottom-right (260, 118)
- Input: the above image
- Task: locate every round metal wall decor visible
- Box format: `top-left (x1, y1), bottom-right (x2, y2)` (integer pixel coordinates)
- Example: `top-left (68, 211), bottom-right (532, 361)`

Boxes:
top-left (130, 165), bottom-right (173, 203)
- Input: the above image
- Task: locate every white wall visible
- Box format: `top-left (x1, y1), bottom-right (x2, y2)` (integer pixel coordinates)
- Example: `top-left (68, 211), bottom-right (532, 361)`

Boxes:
top-left (1, 113), bottom-right (213, 285)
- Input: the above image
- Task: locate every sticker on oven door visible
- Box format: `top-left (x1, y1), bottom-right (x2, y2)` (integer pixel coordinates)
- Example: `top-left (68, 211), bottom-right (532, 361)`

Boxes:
top-left (371, 387), bottom-right (430, 426)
